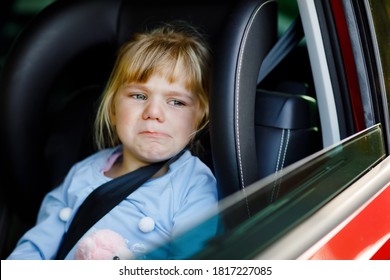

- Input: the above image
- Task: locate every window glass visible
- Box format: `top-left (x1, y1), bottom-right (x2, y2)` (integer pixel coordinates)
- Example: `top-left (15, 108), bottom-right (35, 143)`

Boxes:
top-left (367, 1), bottom-right (390, 111)
top-left (278, 0), bottom-right (300, 33)
top-left (146, 124), bottom-right (385, 259)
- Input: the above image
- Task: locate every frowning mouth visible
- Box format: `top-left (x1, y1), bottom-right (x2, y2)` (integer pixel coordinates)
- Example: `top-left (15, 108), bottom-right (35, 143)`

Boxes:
top-left (139, 131), bottom-right (170, 138)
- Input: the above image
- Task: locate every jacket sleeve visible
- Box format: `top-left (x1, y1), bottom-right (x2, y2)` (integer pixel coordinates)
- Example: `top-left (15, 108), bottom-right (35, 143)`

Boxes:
top-left (7, 168), bottom-right (77, 260)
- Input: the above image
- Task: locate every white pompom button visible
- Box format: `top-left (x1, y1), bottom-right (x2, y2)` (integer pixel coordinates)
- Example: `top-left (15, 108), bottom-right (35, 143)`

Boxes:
top-left (138, 217), bottom-right (155, 233)
top-left (59, 207), bottom-right (73, 222)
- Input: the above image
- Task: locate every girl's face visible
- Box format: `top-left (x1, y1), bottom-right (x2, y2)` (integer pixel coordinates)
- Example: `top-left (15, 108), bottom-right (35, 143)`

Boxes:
top-left (111, 72), bottom-right (201, 171)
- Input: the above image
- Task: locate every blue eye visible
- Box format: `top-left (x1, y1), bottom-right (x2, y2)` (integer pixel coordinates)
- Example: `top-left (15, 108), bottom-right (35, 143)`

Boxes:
top-left (131, 93), bottom-right (147, 100)
top-left (169, 99), bottom-right (185, 107)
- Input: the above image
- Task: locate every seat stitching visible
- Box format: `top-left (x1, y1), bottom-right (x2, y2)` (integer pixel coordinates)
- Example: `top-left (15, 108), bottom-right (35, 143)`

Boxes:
top-left (271, 129), bottom-right (285, 202)
top-left (271, 129), bottom-right (291, 202)
top-left (274, 129), bottom-right (290, 201)
top-left (235, 0), bottom-right (275, 216)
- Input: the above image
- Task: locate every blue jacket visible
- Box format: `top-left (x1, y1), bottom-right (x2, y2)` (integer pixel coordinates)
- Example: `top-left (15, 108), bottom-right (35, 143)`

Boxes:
top-left (7, 147), bottom-right (218, 260)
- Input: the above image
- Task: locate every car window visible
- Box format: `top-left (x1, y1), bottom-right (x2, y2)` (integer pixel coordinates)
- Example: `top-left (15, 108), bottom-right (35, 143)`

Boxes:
top-left (144, 124), bottom-right (385, 259)
top-left (367, 0), bottom-right (390, 119)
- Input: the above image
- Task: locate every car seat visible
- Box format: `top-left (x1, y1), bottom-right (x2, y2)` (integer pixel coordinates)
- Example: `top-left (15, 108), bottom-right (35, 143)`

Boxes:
top-left (209, 8), bottom-right (323, 205)
top-left (0, 0), bottom-right (278, 258)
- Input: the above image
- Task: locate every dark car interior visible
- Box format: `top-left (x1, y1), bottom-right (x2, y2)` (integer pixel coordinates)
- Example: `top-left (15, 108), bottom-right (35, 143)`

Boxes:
top-left (0, 0), bottom-right (322, 259)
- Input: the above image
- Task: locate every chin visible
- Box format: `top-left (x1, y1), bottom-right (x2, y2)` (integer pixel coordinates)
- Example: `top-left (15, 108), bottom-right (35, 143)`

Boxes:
top-left (141, 151), bottom-right (177, 163)
top-left (137, 143), bottom-right (186, 163)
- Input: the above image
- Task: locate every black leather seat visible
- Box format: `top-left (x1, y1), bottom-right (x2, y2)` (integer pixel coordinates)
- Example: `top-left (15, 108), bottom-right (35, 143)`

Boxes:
top-left (0, 0), bottom-right (278, 258)
top-left (209, 7), bottom-right (322, 202)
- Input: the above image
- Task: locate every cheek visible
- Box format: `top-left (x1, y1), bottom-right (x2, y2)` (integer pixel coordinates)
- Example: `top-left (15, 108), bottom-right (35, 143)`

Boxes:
top-left (115, 110), bottom-right (136, 127)
top-left (114, 99), bottom-right (137, 121)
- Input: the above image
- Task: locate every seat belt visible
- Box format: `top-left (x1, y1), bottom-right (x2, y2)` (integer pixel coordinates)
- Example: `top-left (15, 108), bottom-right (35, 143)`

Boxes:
top-left (257, 15), bottom-right (304, 84)
top-left (55, 149), bottom-right (185, 259)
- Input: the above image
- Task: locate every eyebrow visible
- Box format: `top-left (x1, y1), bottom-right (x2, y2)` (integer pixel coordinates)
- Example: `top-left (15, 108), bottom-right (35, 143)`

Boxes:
top-left (123, 84), bottom-right (148, 92)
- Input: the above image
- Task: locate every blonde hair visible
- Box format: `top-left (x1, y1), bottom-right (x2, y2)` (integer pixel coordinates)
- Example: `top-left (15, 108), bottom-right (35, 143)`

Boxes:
top-left (94, 21), bottom-right (211, 150)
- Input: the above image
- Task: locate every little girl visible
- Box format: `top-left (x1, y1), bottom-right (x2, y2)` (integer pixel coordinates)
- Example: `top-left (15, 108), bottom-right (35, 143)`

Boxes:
top-left (7, 21), bottom-right (218, 260)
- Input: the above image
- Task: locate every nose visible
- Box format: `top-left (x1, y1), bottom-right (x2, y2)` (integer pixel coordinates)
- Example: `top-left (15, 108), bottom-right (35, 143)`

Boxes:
top-left (142, 99), bottom-right (164, 122)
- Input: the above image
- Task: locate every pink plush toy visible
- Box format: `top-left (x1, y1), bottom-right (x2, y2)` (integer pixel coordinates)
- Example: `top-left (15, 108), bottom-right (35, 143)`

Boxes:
top-left (74, 229), bottom-right (134, 260)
